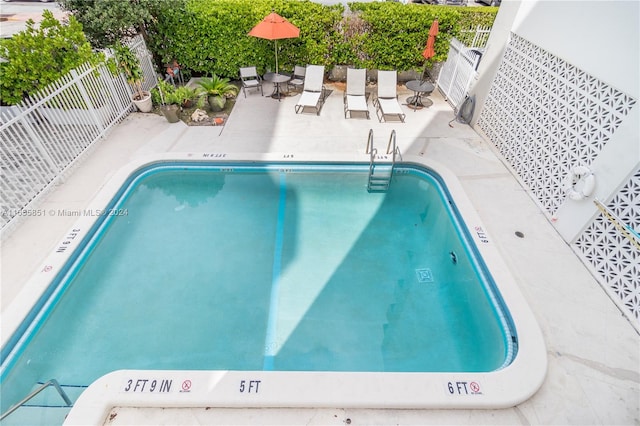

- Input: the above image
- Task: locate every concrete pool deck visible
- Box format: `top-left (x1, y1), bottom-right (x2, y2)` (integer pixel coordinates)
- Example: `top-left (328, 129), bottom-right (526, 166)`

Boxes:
top-left (1, 82), bottom-right (638, 425)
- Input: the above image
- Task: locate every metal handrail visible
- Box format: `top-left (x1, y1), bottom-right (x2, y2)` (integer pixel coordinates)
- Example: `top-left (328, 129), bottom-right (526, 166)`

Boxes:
top-left (366, 129), bottom-right (400, 192)
top-left (366, 129), bottom-right (377, 191)
top-left (0, 379), bottom-right (72, 421)
top-left (385, 129), bottom-right (396, 155)
top-left (385, 129), bottom-right (399, 166)
top-left (593, 198), bottom-right (640, 251)
top-left (365, 128), bottom-right (374, 154)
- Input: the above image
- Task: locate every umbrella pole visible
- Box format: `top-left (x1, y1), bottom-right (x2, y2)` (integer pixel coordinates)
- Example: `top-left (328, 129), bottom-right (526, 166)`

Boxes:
top-left (275, 40), bottom-right (279, 74)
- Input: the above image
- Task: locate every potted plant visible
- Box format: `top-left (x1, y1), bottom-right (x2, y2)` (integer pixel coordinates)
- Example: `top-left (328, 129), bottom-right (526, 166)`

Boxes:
top-left (151, 80), bottom-right (179, 123)
top-left (162, 92), bottom-right (182, 123)
top-left (197, 74), bottom-right (238, 112)
top-left (113, 41), bottom-right (152, 112)
top-left (151, 80), bottom-right (173, 105)
top-left (174, 86), bottom-right (200, 108)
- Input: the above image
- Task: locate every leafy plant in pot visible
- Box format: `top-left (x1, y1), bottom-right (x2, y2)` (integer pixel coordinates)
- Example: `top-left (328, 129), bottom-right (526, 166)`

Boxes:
top-left (153, 81), bottom-right (205, 123)
top-left (153, 80), bottom-right (180, 123)
top-left (197, 74), bottom-right (238, 112)
top-left (161, 93), bottom-right (182, 123)
top-left (113, 41), bottom-right (152, 112)
top-left (174, 86), bottom-right (201, 108)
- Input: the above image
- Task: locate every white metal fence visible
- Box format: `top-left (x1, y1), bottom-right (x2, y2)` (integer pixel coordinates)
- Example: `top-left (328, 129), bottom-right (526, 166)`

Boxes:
top-left (125, 35), bottom-right (158, 93)
top-left (459, 25), bottom-right (492, 49)
top-left (437, 37), bottom-right (483, 110)
top-left (0, 36), bottom-right (157, 232)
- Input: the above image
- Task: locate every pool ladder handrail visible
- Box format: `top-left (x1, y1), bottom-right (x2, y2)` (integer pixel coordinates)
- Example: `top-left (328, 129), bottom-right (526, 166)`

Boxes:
top-left (366, 129), bottom-right (399, 192)
top-left (366, 128), bottom-right (377, 177)
top-left (386, 129), bottom-right (399, 159)
top-left (0, 378), bottom-right (72, 421)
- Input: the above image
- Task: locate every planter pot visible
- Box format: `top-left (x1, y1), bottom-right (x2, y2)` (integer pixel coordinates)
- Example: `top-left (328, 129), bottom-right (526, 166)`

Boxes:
top-left (182, 99), bottom-right (194, 108)
top-left (161, 104), bottom-right (181, 123)
top-left (132, 91), bottom-right (153, 113)
top-left (207, 95), bottom-right (226, 112)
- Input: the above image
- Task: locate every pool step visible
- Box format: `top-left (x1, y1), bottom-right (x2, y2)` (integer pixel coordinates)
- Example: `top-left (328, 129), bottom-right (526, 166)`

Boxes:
top-left (367, 165), bottom-right (393, 193)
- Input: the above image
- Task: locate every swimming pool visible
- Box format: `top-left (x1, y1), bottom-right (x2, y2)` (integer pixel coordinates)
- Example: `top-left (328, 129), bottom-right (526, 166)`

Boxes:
top-left (1, 156), bottom-right (546, 424)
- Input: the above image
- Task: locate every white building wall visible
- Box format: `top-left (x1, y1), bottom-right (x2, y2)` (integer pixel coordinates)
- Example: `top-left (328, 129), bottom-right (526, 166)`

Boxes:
top-left (510, 1), bottom-right (638, 98)
top-left (473, 1), bottom-right (639, 104)
top-left (469, 0), bottom-right (639, 327)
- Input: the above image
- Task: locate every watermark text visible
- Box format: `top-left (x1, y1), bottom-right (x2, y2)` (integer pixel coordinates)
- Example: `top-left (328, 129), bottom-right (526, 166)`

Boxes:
top-left (1, 208), bottom-right (129, 218)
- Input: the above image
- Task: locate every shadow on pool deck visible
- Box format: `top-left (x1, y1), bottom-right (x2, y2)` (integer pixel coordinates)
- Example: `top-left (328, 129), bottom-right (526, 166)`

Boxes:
top-left (1, 81), bottom-right (638, 425)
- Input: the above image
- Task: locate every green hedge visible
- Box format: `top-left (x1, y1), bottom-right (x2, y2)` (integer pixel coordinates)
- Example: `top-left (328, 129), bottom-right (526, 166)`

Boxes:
top-left (147, 0), bottom-right (343, 78)
top-left (147, 0), bottom-right (497, 79)
top-left (349, 2), bottom-right (497, 70)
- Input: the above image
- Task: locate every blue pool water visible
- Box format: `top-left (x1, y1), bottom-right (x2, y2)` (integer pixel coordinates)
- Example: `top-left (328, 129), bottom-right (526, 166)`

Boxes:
top-left (1, 163), bottom-right (516, 423)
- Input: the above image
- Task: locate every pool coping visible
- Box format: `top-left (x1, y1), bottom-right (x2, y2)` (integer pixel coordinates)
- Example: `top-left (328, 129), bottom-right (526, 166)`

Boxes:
top-left (0, 152), bottom-right (547, 422)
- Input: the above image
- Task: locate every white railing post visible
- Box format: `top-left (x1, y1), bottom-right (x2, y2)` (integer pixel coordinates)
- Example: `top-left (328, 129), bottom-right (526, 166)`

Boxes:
top-left (71, 69), bottom-right (107, 134)
top-left (101, 65), bottom-right (128, 113)
top-left (471, 25), bottom-right (481, 48)
top-left (17, 115), bottom-right (60, 173)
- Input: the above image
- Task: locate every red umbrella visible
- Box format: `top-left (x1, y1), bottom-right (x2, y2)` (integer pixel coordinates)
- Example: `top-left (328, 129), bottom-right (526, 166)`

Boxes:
top-left (422, 19), bottom-right (439, 60)
top-left (249, 12), bottom-right (300, 74)
top-left (420, 19), bottom-right (439, 82)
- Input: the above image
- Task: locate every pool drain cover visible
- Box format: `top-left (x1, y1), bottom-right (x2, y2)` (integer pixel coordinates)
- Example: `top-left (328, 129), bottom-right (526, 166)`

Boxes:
top-left (416, 268), bottom-right (434, 283)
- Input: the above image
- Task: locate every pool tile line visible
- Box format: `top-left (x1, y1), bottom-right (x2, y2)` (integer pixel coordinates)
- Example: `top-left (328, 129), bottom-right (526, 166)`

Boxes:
top-left (263, 172), bottom-right (287, 370)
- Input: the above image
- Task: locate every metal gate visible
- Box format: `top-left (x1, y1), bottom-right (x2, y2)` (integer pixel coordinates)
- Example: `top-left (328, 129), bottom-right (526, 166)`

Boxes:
top-left (437, 37), bottom-right (483, 110)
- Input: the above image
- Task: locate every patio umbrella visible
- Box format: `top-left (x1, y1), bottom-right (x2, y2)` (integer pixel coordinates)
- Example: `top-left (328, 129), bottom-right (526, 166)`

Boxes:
top-left (249, 11), bottom-right (300, 74)
top-left (420, 19), bottom-right (439, 81)
top-left (422, 19), bottom-right (439, 60)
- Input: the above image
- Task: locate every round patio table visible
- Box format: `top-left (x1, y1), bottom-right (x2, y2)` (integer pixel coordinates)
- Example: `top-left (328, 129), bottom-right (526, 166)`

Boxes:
top-left (405, 80), bottom-right (435, 110)
top-left (263, 72), bottom-right (291, 101)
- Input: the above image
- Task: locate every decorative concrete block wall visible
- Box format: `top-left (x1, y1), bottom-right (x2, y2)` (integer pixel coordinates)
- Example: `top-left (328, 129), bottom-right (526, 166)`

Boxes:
top-left (574, 169), bottom-right (640, 322)
top-left (477, 33), bottom-right (639, 327)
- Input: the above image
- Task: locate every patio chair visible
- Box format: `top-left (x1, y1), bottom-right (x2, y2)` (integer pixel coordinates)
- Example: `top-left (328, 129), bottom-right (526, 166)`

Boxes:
top-left (165, 60), bottom-right (183, 86)
top-left (373, 70), bottom-right (406, 123)
top-left (295, 65), bottom-right (326, 115)
top-left (288, 65), bottom-right (306, 92)
top-left (239, 66), bottom-right (263, 97)
top-left (343, 68), bottom-right (369, 119)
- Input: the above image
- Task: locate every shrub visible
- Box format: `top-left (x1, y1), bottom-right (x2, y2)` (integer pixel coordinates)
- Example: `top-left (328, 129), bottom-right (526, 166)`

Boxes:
top-left (198, 75), bottom-right (238, 98)
top-left (348, 2), bottom-right (496, 70)
top-left (142, 0), bottom-right (497, 79)
top-left (457, 6), bottom-right (499, 29)
top-left (0, 11), bottom-right (102, 105)
top-left (56, 0), bottom-right (178, 49)
top-left (146, 0), bottom-right (343, 78)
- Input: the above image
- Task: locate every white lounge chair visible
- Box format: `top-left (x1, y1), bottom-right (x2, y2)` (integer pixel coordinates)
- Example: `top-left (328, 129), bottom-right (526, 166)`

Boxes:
top-left (295, 65), bottom-right (325, 115)
top-left (239, 66), bottom-right (263, 97)
top-left (288, 65), bottom-right (306, 92)
top-left (344, 68), bottom-right (369, 119)
top-left (373, 70), bottom-right (405, 123)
